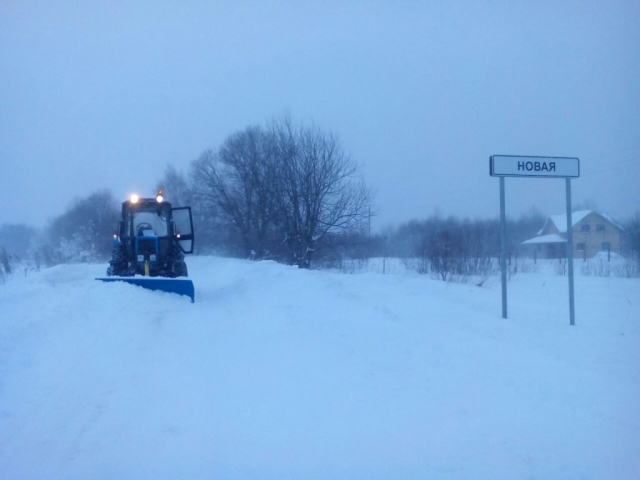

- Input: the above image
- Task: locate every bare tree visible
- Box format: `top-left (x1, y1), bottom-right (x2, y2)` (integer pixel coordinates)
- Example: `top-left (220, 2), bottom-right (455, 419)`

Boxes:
top-left (625, 211), bottom-right (640, 264)
top-left (156, 164), bottom-right (192, 207)
top-left (427, 225), bottom-right (457, 281)
top-left (189, 118), bottom-right (373, 266)
top-left (189, 149), bottom-right (235, 254)
top-left (190, 126), bottom-right (277, 258)
top-left (47, 190), bottom-right (119, 262)
top-left (219, 126), bottom-right (277, 258)
top-left (269, 118), bottom-right (371, 268)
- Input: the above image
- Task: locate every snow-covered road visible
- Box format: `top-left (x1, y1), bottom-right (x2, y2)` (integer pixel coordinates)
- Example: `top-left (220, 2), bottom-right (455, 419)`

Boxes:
top-left (1, 256), bottom-right (639, 479)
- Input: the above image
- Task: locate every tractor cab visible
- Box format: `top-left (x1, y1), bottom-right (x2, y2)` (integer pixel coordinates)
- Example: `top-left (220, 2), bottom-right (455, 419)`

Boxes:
top-left (108, 191), bottom-right (194, 278)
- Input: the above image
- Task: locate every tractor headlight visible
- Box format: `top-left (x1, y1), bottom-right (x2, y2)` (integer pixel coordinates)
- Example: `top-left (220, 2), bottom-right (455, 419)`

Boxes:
top-left (137, 255), bottom-right (144, 262)
top-left (150, 254), bottom-right (156, 261)
top-left (130, 194), bottom-right (139, 204)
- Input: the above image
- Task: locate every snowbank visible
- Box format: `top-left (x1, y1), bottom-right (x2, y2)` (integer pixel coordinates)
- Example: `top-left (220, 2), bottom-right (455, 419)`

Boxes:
top-left (1, 256), bottom-right (639, 479)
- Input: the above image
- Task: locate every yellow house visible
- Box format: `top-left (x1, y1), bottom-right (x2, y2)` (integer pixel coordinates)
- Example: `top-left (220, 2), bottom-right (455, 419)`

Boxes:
top-left (522, 210), bottom-right (625, 259)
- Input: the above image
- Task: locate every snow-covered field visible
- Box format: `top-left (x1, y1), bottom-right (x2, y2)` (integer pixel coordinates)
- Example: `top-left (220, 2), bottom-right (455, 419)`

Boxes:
top-left (1, 256), bottom-right (639, 479)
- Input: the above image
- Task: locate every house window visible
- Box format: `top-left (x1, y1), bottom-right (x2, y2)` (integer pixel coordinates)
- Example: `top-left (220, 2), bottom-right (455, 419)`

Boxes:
top-left (581, 224), bottom-right (590, 233)
top-left (576, 243), bottom-right (585, 251)
top-left (602, 242), bottom-right (611, 251)
top-left (596, 224), bottom-right (605, 233)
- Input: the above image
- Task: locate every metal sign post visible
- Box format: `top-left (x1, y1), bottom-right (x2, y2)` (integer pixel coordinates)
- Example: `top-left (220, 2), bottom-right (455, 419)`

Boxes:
top-left (500, 177), bottom-right (507, 319)
top-left (565, 179), bottom-right (575, 325)
top-left (490, 155), bottom-right (580, 326)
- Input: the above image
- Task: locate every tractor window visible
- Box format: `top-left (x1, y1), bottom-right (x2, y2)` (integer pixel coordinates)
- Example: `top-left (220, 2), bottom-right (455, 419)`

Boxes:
top-left (133, 211), bottom-right (168, 237)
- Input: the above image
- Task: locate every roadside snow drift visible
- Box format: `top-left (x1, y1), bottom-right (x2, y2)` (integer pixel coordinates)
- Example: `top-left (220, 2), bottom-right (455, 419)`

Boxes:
top-left (1, 256), bottom-right (639, 479)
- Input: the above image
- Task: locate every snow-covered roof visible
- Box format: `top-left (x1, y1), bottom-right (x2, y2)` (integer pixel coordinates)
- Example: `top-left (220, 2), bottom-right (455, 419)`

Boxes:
top-left (537, 210), bottom-right (592, 235)
top-left (522, 233), bottom-right (566, 245)
top-left (599, 213), bottom-right (624, 231)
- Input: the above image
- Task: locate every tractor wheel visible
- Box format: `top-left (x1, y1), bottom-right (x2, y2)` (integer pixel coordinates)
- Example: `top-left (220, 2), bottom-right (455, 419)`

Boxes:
top-left (107, 245), bottom-right (130, 277)
top-left (171, 260), bottom-right (188, 278)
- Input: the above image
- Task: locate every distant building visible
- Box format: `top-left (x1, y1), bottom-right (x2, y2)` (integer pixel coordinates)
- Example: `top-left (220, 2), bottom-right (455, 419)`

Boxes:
top-left (522, 210), bottom-right (625, 259)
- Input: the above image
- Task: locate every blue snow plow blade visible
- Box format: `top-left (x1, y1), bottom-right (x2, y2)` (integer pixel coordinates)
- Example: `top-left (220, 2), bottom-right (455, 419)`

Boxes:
top-left (96, 277), bottom-right (195, 303)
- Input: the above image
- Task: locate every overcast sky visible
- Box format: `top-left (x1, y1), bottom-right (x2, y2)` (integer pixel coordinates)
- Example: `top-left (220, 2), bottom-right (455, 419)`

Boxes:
top-left (1, 0), bottom-right (639, 230)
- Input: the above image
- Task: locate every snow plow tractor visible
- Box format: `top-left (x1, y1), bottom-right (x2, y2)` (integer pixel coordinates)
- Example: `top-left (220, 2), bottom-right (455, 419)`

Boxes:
top-left (96, 191), bottom-right (195, 302)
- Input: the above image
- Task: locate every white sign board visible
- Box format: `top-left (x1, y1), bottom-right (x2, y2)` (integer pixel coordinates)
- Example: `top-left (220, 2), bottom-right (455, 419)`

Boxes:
top-left (490, 155), bottom-right (580, 178)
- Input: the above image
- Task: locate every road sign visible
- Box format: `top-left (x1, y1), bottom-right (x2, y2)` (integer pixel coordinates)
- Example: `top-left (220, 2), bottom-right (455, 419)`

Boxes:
top-left (491, 154), bottom-right (579, 326)
top-left (490, 155), bottom-right (580, 178)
